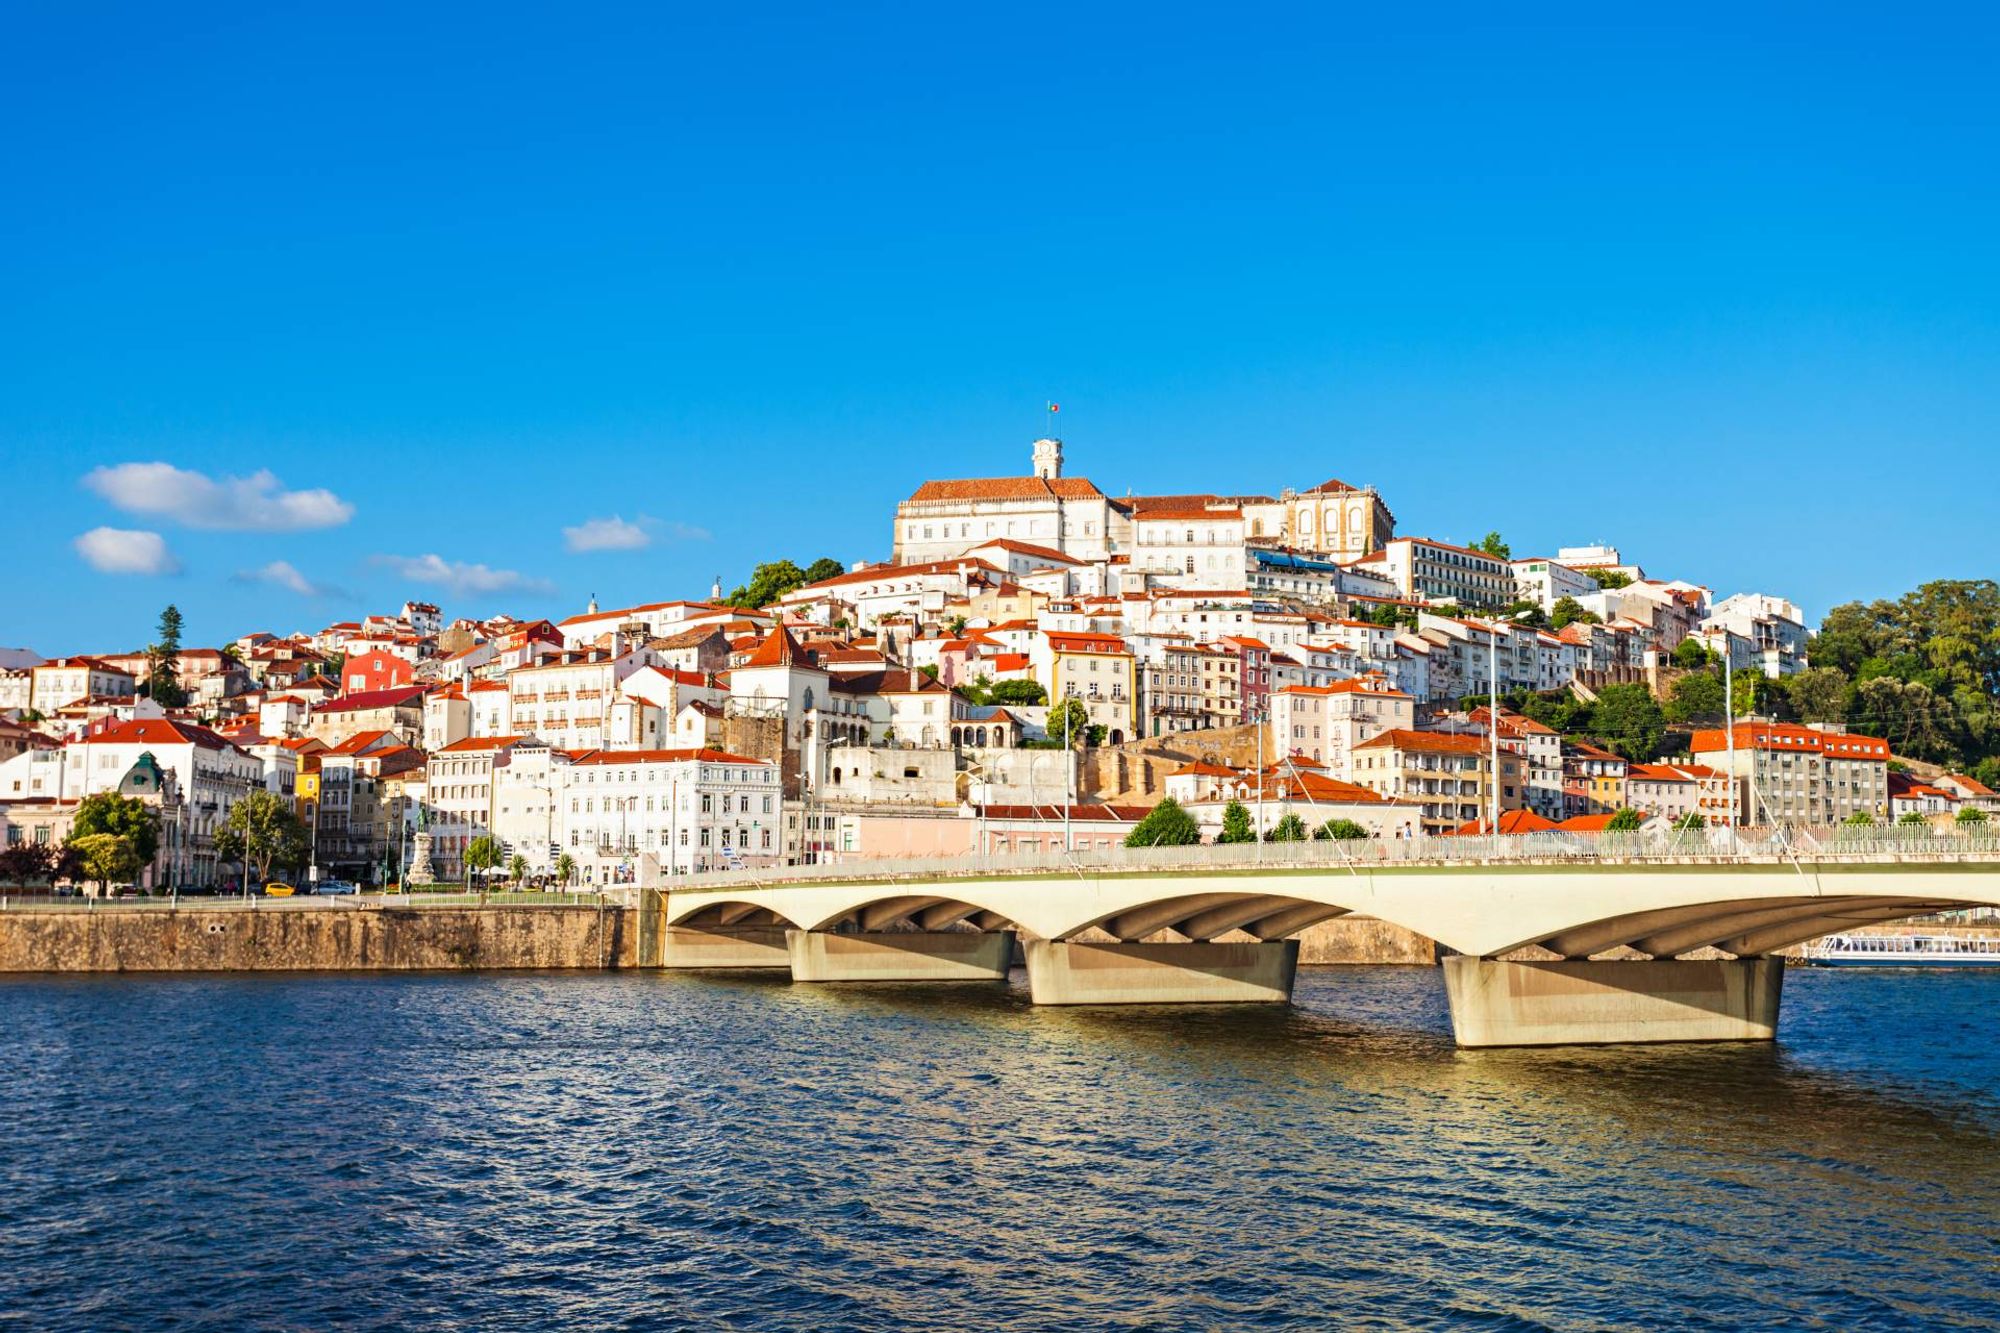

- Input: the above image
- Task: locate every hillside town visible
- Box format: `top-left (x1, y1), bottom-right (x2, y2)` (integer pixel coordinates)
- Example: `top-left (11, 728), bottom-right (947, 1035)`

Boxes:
top-left (4, 437), bottom-right (1995, 892)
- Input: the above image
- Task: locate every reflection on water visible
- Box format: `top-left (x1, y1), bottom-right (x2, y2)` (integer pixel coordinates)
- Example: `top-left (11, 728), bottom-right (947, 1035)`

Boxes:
top-left (0, 966), bottom-right (1995, 1330)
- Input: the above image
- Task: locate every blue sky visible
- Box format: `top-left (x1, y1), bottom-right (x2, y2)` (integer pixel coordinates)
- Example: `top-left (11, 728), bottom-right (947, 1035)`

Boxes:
top-left (4, 4), bottom-right (1996, 652)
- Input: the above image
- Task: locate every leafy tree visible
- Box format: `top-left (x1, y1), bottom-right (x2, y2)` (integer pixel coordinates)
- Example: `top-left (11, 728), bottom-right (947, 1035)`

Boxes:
top-left (1123, 797), bottom-right (1202, 848)
top-left (1471, 532), bottom-right (1512, 560)
top-left (1217, 801), bottom-right (1255, 844)
top-left (1315, 818), bottom-right (1370, 841)
top-left (1587, 569), bottom-right (1633, 590)
top-left (1672, 637), bottom-right (1715, 671)
top-left (1664, 671), bottom-right (1725, 724)
top-left (1605, 807), bottom-right (1645, 831)
top-left (1084, 724), bottom-right (1108, 747)
top-left (1843, 811), bottom-right (1876, 827)
top-left (464, 836), bottom-right (503, 874)
top-left (71, 793), bottom-right (160, 868)
top-left (947, 616), bottom-right (968, 636)
top-left (213, 791), bottom-right (308, 883)
top-left (802, 557), bottom-right (846, 584)
top-left (66, 832), bottom-right (141, 893)
top-left (1785, 666), bottom-right (1851, 724)
top-left (724, 560), bottom-right (807, 609)
top-left (508, 852), bottom-right (528, 884)
top-left (1898, 811), bottom-right (1930, 826)
top-left (147, 604), bottom-right (188, 708)
top-left (1671, 811), bottom-right (1706, 831)
top-left (1732, 669), bottom-right (1781, 718)
top-left (918, 664), bottom-right (939, 681)
top-left (1590, 684), bottom-right (1667, 762)
top-left (989, 679), bottom-right (1046, 707)
top-left (555, 852), bottom-right (577, 886)
top-left (1549, 597), bottom-right (1599, 631)
top-left (1504, 600), bottom-right (1545, 627)
top-left (1264, 812), bottom-right (1308, 842)
top-left (1049, 698), bottom-right (1090, 748)
top-left (0, 844), bottom-right (56, 885)
top-left (1956, 806), bottom-right (1990, 825)
top-left (1853, 677), bottom-right (1956, 763)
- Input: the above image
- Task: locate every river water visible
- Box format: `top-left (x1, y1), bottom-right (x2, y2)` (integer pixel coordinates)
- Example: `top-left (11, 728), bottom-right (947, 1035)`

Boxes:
top-left (1, 966), bottom-right (1995, 1331)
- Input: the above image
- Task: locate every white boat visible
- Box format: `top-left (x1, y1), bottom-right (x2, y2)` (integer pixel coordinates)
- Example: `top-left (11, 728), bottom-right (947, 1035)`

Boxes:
top-left (1800, 933), bottom-right (2000, 967)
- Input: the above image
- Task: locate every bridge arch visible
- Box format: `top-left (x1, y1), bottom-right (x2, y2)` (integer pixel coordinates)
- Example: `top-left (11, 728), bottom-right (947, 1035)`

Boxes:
top-left (1495, 892), bottom-right (1992, 959)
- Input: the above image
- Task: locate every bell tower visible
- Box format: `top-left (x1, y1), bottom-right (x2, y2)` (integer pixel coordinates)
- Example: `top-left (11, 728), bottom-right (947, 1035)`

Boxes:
top-left (1032, 436), bottom-right (1063, 480)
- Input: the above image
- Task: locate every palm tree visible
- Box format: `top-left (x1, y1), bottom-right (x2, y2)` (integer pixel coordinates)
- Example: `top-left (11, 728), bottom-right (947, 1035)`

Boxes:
top-left (508, 851), bottom-right (527, 886)
top-left (555, 852), bottom-right (576, 888)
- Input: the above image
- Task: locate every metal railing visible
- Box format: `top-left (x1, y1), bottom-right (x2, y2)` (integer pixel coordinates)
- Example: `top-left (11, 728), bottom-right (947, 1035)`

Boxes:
top-left (669, 825), bottom-right (2000, 891)
top-left (0, 889), bottom-right (632, 912)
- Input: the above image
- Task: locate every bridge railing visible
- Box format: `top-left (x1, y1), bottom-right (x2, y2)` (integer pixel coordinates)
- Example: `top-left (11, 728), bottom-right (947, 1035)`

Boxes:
top-left (668, 825), bottom-right (2000, 890)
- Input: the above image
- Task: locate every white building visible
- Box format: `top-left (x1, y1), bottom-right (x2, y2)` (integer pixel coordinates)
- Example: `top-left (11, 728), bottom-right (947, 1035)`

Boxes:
top-left (891, 439), bottom-right (1121, 566)
top-left (1702, 593), bottom-right (1810, 678)
top-left (558, 748), bottom-right (781, 881)
top-left (1511, 557), bottom-right (1596, 612)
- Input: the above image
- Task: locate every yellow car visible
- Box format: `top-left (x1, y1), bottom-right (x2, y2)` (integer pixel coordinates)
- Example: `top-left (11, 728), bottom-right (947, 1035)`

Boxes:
top-left (262, 882), bottom-right (296, 897)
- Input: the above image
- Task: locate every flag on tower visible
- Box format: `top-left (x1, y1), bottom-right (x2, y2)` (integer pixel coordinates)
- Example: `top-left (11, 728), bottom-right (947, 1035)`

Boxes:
top-left (1047, 401), bottom-right (1059, 413)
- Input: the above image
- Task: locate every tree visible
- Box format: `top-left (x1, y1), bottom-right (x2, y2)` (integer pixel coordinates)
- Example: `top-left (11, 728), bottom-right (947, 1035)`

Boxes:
top-left (66, 832), bottom-right (141, 893)
top-left (1549, 597), bottom-right (1599, 631)
top-left (1504, 601), bottom-right (1546, 627)
top-left (1664, 671), bottom-right (1726, 724)
top-left (1264, 812), bottom-right (1308, 842)
top-left (1605, 807), bottom-right (1645, 832)
top-left (1315, 818), bottom-right (1370, 841)
top-left (213, 791), bottom-right (308, 883)
top-left (1471, 532), bottom-right (1512, 560)
top-left (1590, 684), bottom-right (1667, 762)
top-left (1672, 637), bottom-right (1715, 671)
top-left (1671, 812), bottom-right (1706, 832)
top-left (724, 560), bottom-right (808, 609)
top-left (1785, 666), bottom-right (1850, 724)
top-left (464, 836), bottom-right (502, 875)
top-left (1217, 801), bottom-right (1255, 844)
top-left (1049, 698), bottom-right (1090, 749)
top-left (70, 793), bottom-right (160, 869)
top-left (1956, 806), bottom-right (1989, 826)
top-left (989, 679), bottom-right (1046, 707)
top-left (1124, 797), bottom-right (1202, 847)
top-left (1898, 811), bottom-right (1930, 826)
top-left (0, 844), bottom-right (56, 885)
top-left (1843, 811), bottom-right (1876, 827)
top-left (555, 852), bottom-right (577, 886)
top-left (1588, 569), bottom-right (1633, 590)
top-left (508, 852), bottom-right (528, 884)
top-left (1853, 677), bottom-right (1956, 763)
top-left (947, 615), bottom-right (968, 636)
top-left (147, 604), bottom-right (188, 708)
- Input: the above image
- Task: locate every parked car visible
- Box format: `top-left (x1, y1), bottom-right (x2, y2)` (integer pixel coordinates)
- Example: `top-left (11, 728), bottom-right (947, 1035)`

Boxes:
top-left (313, 879), bottom-right (359, 896)
top-left (263, 882), bottom-right (297, 897)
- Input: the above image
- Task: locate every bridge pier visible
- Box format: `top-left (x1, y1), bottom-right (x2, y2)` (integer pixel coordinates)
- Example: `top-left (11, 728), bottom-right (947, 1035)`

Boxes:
top-left (786, 929), bottom-right (1015, 983)
top-left (1442, 955), bottom-right (1785, 1047)
top-left (1025, 939), bottom-right (1299, 1005)
top-left (660, 925), bottom-right (793, 970)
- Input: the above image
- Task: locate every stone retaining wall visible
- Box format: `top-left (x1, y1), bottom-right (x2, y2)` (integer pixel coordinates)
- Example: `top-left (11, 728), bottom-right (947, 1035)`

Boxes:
top-left (0, 905), bottom-right (641, 973)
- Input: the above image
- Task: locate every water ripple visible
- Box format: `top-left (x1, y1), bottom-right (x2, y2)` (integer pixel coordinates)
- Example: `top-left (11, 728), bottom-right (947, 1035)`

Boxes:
top-left (0, 967), bottom-right (1995, 1330)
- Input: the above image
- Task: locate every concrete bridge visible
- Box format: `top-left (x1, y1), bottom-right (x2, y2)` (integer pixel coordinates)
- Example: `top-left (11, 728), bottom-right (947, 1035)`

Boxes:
top-left (660, 830), bottom-right (2000, 1047)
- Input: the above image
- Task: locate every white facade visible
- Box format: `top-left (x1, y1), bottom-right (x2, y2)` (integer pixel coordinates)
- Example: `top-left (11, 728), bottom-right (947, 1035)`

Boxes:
top-left (558, 749), bottom-right (781, 881)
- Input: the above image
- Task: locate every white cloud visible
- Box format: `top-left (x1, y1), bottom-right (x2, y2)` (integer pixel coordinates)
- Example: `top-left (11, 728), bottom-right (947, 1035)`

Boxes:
top-left (84, 462), bottom-right (355, 531)
top-left (74, 527), bottom-right (181, 575)
top-left (564, 515), bottom-right (652, 553)
top-left (562, 514), bottom-right (710, 553)
top-left (373, 553), bottom-right (553, 597)
top-left (241, 560), bottom-right (340, 599)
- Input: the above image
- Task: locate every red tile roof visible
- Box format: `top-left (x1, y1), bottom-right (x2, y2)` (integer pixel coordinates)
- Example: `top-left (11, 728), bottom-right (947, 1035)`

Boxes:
top-left (906, 477), bottom-right (1106, 504)
top-left (566, 748), bottom-right (769, 767)
top-left (1355, 729), bottom-right (1490, 756)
